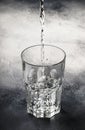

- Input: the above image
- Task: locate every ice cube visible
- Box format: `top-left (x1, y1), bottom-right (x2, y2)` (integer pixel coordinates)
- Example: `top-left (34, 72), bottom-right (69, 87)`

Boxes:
top-left (53, 79), bottom-right (58, 88)
top-left (37, 75), bottom-right (46, 88)
top-left (38, 75), bottom-right (46, 83)
top-left (50, 69), bottom-right (57, 78)
top-left (28, 69), bottom-right (35, 78)
top-left (28, 68), bottom-right (37, 83)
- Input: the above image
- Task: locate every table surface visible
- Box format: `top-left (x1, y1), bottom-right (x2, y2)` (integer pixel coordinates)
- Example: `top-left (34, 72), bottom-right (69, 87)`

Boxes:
top-left (0, 87), bottom-right (85, 130)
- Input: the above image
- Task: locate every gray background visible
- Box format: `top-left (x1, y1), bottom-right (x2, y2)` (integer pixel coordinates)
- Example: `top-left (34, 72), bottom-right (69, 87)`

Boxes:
top-left (0, 0), bottom-right (85, 130)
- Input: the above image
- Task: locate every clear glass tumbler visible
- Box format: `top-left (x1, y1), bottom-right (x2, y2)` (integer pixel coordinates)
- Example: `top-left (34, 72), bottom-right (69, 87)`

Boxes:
top-left (21, 44), bottom-right (66, 118)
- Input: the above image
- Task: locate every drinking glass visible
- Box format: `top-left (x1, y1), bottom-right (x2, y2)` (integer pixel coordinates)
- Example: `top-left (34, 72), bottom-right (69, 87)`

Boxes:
top-left (21, 44), bottom-right (66, 118)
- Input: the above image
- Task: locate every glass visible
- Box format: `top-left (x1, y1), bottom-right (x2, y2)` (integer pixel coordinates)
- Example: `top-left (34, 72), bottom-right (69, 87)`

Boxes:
top-left (21, 44), bottom-right (66, 118)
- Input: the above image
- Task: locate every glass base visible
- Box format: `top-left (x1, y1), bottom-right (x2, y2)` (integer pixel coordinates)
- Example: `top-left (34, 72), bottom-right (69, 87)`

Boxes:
top-left (27, 105), bottom-right (60, 118)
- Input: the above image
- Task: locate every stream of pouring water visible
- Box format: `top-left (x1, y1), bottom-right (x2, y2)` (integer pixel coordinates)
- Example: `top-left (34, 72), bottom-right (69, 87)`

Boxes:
top-left (40, 0), bottom-right (45, 74)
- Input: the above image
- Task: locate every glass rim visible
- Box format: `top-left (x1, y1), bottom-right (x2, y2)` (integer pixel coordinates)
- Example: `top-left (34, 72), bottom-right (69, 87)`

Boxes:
top-left (21, 44), bottom-right (66, 67)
